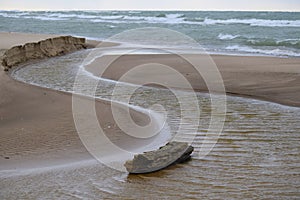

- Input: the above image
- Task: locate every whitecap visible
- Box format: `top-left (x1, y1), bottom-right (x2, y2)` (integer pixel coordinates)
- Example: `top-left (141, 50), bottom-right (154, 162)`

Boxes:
top-left (128, 11), bottom-right (141, 14)
top-left (23, 16), bottom-right (65, 21)
top-left (225, 45), bottom-right (300, 57)
top-left (99, 15), bottom-right (124, 20)
top-left (204, 18), bottom-right (300, 27)
top-left (166, 13), bottom-right (185, 18)
top-left (218, 33), bottom-right (240, 40)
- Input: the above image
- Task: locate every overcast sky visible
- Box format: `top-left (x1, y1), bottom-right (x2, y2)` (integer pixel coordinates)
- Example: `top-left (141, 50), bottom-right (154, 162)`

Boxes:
top-left (1, 0), bottom-right (300, 11)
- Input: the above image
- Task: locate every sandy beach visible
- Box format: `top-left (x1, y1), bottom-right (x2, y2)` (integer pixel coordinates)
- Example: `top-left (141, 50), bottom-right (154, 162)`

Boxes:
top-left (1, 2), bottom-right (300, 197)
top-left (87, 54), bottom-right (300, 107)
top-left (1, 32), bottom-right (300, 169)
top-left (0, 32), bottom-right (300, 199)
top-left (0, 32), bottom-right (150, 170)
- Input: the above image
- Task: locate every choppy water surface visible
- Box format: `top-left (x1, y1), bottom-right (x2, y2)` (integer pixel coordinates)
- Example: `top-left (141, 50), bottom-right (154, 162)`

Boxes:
top-left (3, 49), bottom-right (300, 199)
top-left (1, 10), bottom-right (300, 57)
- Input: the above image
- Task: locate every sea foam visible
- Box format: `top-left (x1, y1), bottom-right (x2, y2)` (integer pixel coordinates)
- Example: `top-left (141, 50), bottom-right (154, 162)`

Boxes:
top-left (218, 33), bottom-right (240, 40)
top-left (203, 18), bottom-right (300, 27)
top-left (225, 45), bottom-right (300, 57)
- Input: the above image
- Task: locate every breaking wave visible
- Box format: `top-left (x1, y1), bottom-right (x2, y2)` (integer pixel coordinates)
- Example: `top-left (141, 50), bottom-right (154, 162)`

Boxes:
top-left (246, 39), bottom-right (300, 49)
top-left (225, 45), bottom-right (300, 57)
top-left (218, 33), bottom-right (240, 40)
top-left (0, 10), bottom-right (299, 57)
top-left (1, 11), bottom-right (299, 27)
top-left (203, 18), bottom-right (300, 27)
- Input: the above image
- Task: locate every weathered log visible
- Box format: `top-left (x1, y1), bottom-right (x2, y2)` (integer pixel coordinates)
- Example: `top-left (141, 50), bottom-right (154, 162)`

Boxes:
top-left (125, 141), bottom-right (194, 174)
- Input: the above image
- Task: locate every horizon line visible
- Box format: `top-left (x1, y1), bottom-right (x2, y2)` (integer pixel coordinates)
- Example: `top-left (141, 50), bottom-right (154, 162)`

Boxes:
top-left (1, 9), bottom-right (300, 12)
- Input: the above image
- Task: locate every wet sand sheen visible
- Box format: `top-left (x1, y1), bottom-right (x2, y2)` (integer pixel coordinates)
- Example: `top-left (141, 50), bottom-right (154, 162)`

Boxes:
top-left (1, 32), bottom-right (300, 199)
top-left (0, 33), bottom-right (154, 170)
top-left (86, 53), bottom-right (300, 107)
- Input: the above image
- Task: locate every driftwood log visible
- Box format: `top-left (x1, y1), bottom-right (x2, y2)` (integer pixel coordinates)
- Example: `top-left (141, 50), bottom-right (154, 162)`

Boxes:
top-left (125, 141), bottom-right (194, 174)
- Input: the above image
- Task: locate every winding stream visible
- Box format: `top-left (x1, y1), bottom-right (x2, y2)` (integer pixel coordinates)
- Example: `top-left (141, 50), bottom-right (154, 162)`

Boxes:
top-left (4, 49), bottom-right (300, 199)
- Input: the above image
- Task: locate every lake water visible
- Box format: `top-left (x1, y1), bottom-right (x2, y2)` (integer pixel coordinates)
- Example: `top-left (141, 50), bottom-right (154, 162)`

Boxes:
top-left (0, 10), bottom-right (300, 57)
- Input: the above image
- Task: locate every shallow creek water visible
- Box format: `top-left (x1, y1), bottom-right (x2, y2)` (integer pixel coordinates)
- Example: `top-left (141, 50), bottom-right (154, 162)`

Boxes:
top-left (2, 49), bottom-right (300, 199)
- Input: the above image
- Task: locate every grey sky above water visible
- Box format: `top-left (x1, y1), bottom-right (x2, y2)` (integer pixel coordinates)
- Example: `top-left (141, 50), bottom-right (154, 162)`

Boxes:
top-left (0, 0), bottom-right (300, 11)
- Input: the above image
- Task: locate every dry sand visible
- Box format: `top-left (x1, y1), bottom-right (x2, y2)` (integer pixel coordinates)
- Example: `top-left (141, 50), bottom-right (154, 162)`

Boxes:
top-left (0, 32), bottom-right (299, 171)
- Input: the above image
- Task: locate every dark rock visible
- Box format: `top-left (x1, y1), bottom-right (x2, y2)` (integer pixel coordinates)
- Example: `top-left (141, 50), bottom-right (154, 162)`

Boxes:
top-left (125, 141), bottom-right (194, 174)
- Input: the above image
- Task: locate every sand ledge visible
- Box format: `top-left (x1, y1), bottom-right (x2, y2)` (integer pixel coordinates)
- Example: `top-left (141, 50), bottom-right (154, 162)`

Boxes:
top-left (1, 35), bottom-right (86, 71)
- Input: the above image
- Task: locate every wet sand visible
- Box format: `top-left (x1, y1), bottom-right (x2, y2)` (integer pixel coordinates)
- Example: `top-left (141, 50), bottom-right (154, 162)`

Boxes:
top-left (87, 54), bottom-right (300, 107)
top-left (1, 32), bottom-right (300, 169)
top-left (0, 32), bottom-right (150, 170)
top-left (1, 32), bottom-right (300, 199)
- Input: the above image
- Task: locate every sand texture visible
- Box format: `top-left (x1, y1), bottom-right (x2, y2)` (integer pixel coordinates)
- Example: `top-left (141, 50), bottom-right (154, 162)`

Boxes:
top-left (0, 33), bottom-right (149, 170)
top-left (86, 54), bottom-right (300, 107)
top-left (0, 32), bottom-right (299, 171)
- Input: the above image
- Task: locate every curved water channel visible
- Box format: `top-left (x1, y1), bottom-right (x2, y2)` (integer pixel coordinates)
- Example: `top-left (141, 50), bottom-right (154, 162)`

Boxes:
top-left (3, 48), bottom-right (300, 199)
